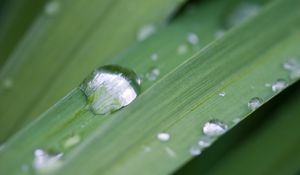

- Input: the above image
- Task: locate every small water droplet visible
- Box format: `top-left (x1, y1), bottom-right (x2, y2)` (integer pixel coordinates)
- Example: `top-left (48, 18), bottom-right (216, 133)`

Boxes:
top-left (272, 79), bottom-right (287, 92)
top-left (137, 24), bottom-right (156, 41)
top-left (265, 83), bottom-right (271, 87)
top-left (219, 91), bottom-right (226, 97)
top-left (226, 2), bottom-right (261, 28)
top-left (146, 68), bottom-right (160, 81)
top-left (2, 78), bottom-right (13, 89)
top-left (290, 70), bottom-right (300, 80)
top-left (33, 149), bottom-right (63, 173)
top-left (283, 58), bottom-right (300, 71)
top-left (157, 132), bottom-right (170, 142)
top-left (189, 145), bottom-right (201, 156)
top-left (44, 1), bottom-right (60, 16)
top-left (187, 33), bottom-right (199, 45)
top-left (177, 44), bottom-right (188, 55)
top-left (144, 146), bottom-right (151, 153)
top-left (197, 136), bottom-right (213, 148)
top-left (203, 119), bottom-right (228, 137)
top-left (63, 134), bottom-right (81, 148)
top-left (283, 58), bottom-right (300, 80)
top-left (21, 164), bottom-right (29, 172)
top-left (150, 53), bottom-right (158, 61)
top-left (80, 65), bottom-right (140, 115)
top-left (248, 97), bottom-right (263, 111)
top-left (215, 29), bottom-right (226, 38)
top-left (232, 118), bottom-right (241, 124)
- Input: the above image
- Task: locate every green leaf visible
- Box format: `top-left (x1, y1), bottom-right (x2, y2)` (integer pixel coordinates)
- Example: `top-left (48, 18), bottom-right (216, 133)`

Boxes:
top-left (1, 0), bottom-right (300, 174)
top-left (0, 0), bottom-right (185, 141)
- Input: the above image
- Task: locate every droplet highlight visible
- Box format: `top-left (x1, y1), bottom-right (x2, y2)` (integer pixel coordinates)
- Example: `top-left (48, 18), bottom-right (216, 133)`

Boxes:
top-left (80, 65), bottom-right (140, 115)
top-left (248, 97), bottom-right (263, 111)
top-left (203, 119), bottom-right (228, 137)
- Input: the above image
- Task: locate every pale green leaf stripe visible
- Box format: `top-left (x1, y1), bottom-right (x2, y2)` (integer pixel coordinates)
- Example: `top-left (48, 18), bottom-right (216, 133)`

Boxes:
top-left (0, 0), bottom-right (45, 66)
top-left (0, 1), bottom-right (231, 174)
top-left (0, 0), bottom-right (185, 141)
top-left (56, 0), bottom-right (300, 174)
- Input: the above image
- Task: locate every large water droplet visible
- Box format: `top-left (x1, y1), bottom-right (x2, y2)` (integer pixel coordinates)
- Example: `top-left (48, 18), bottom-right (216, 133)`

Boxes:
top-left (272, 79), bottom-right (287, 92)
top-left (226, 2), bottom-right (261, 28)
top-left (146, 68), bottom-right (160, 81)
top-left (157, 132), bottom-right (170, 142)
top-left (81, 65), bottom-right (140, 115)
top-left (33, 149), bottom-right (63, 173)
top-left (187, 33), bottom-right (199, 45)
top-left (248, 97), bottom-right (263, 111)
top-left (189, 145), bottom-right (201, 156)
top-left (44, 1), bottom-right (60, 16)
top-left (137, 24), bottom-right (156, 41)
top-left (203, 119), bottom-right (228, 137)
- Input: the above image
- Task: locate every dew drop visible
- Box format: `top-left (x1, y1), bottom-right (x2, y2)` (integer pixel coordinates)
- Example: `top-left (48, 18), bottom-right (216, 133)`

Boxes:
top-left (215, 29), bottom-right (226, 38)
top-left (177, 44), bottom-right (188, 55)
top-left (44, 1), bottom-right (60, 16)
top-left (189, 145), bottom-right (201, 156)
top-left (150, 53), bottom-right (158, 61)
top-left (283, 58), bottom-right (300, 80)
top-left (63, 134), bottom-right (81, 149)
top-left (21, 164), bottom-right (29, 172)
top-left (219, 91), bottom-right (226, 97)
top-left (203, 119), bottom-right (228, 137)
top-left (248, 97), bottom-right (263, 111)
top-left (290, 70), bottom-right (300, 80)
top-left (283, 58), bottom-right (300, 71)
top-left (144, 146), bottom-right (151, 153)
top-left (80, 65), bottom-right (140, 115)
top-left (2, 78), bottom-right (13, 89)
top-left (226, 2), bottom-right (261, 28)
top-left (157, 132), bottom-right (170, 142)
top-left (187, 33), bottom-right (199, 45)
top-left (232, 118), bottom-right (241, 124)
top-left (272, 79), bottom-right (287, 92)
top-left (33, 149), bottom-right (63, 173)
top-left (146, 68), bottom-right (160, 81)
top-left (137, 24), bottom-right (156, 41)
top-left (197, 136), bottom-right (214, 148)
